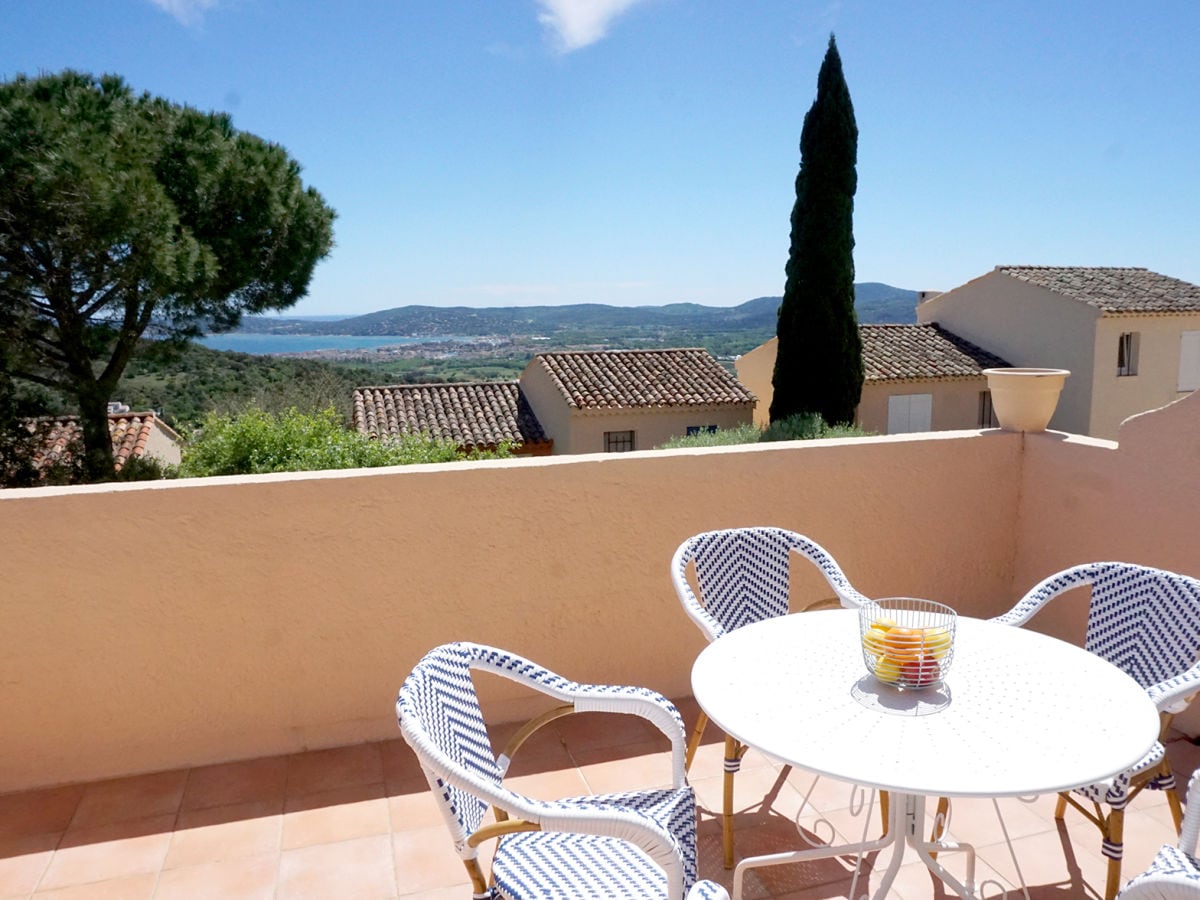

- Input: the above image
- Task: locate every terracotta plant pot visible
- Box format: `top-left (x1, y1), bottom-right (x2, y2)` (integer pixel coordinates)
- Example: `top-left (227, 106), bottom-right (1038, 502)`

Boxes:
top-left (982, 368), bottom-right (1070, 433)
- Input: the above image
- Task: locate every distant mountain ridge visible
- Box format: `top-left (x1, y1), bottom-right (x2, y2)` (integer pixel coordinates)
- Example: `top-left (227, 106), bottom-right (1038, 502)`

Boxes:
top-left (234, 283), bottom-right (918, 336)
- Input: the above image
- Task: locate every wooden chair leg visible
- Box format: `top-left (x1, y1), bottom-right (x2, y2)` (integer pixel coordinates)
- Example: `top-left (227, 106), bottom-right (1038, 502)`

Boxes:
top-left (1156, 758), bottom-right (1185, 833)
top-left (1104, 805), bottom-right (1126, 900)
top-left (879, 790), bottom-right (889, 837)
top-left (685, 710), bottom-right (708, 773)
top-left (722, 733), bottom-right (738, 869)
top-left (1054, 791), bottom-right (1069, 820)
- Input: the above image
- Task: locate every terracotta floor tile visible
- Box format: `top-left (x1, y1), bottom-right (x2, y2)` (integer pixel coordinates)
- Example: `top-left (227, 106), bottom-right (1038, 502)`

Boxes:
top-left (379, 739), bottom-right (428, 795)
top-left (181, 756), bottom-right (288, 811)
top-left (721, 819), bottom-right (864, 898)
top-left (0, 731), bottom-right (1183, 899)
top-left (784, 769), bottom-right (884, 819)
top-left (277, 833), bottom-right (395, 899)
top-left (0, 786), bottom-right (83, 840)
top-left (392, 825), bottom-right (469, 895)
top-left (488, 715), bottom-right (571, 763)
top-left (31, 872), bottom-right (156, 899)
top-left (387, 789), bottom-right (447, 833)
top-left (933, 794), bottom-right (1060, 849)
top-left (0, 832), bottom-right (58, 896)
top-left (285, 744), bottom-right (384, 798)
top-left (503, 764), bottom-right (591, 801)
top-left (981, 819), bottom-right (1111, 895)
top-left (69, 771), bottom-right (186, 830)
top-left (574, 740), bottom-right (677, 794)
top-left (398, 886), bottom-right (469, 900)
top-left (38, 815), bottom-right (174, 890)
top-left (154, 853), bottom-right (278, 900)
top-left (551, 709), bottom-right (661, 753)
top-left (164, 799), bottom-right (282, 869)
top-left (282, 784), bottom-right (389, 850)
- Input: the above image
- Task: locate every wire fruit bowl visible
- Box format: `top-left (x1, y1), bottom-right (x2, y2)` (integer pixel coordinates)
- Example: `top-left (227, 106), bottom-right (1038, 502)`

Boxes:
top-left (859, 598), bottom-right (957, 690)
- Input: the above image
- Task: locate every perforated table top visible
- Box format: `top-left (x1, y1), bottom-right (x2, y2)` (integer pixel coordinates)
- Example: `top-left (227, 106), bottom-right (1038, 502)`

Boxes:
top-left (691, 609), bottom-right (1159, 798)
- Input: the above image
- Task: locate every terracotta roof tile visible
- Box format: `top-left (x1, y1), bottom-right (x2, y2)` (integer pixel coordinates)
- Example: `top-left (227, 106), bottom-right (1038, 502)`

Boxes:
top-left (531, 348), bottom-right (756, 410)
top-left (996, 266), bottom-right (1200, 313)
top-left (862, 324), bottom-right (1010, 382)
top-left (26, 412), bottom-right (168, 473)
top-left (352, 382), bottom-right (550, 450)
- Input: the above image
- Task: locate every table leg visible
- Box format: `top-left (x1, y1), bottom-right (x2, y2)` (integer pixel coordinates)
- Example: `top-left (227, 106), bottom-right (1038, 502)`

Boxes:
top-left (899, 794), bottom-right (979, 899)
top-left (731, 819), bottom-right (894, 900)
top-left (731, 792), bottom-right (984, 900)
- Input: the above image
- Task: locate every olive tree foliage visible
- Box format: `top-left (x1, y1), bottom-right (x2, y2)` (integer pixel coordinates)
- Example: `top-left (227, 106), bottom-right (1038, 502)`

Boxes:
top-left (0, 71), bottom-right (335, 481)
top-left (770, 35), bottom-right (863, 426)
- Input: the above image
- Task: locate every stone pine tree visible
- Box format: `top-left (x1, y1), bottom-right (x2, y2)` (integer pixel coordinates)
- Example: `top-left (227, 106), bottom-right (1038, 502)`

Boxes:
top-left (0, 71), bottom-right (336, 481)
top-left (769, 35), bottom-right (863, 426)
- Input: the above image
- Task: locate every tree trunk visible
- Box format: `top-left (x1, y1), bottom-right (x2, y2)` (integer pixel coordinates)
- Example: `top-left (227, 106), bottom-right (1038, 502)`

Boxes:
top-left (76, 392), bottom-right (117, 482)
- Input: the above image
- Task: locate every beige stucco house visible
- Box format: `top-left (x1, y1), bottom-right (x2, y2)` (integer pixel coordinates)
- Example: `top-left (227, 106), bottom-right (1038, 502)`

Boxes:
top-left (353, 348), bottom-right (755, 455)
top-left (736, 325), bottom-right (1009, 434)
top-left (917, 266), bottom-right (1200, 439)
top-left (519, 348), bottom-right (755, 453)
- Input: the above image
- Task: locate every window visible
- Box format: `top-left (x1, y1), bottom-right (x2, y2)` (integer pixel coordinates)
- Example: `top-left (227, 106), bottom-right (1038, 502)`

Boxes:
top-left (1181, 331), bottom-right (1200, 392)
top-left (886, 394), bottom-right (932, 434)
top-left (685, 425), bottom-right (718, 436)
top-left (604, 430), bottom-right (635, 452)
top-left (1117, 332), bottom-right (1140, 376)
top-left (978, 391), bottom-right (996, 428)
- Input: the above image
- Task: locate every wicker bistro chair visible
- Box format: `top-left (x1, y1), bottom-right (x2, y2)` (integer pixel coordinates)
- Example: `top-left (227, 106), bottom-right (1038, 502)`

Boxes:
top-left (671, 526), bottom-right (871, 868)
top-left (1120, 768), bottom-right (1200, 898)
top-left (991, 562), bottom-right (1200, 900)
top-left (397, 642), bottom-right (729, 900)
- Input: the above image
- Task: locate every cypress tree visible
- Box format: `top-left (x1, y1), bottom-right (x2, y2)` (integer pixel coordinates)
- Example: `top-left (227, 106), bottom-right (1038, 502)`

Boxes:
top-left (770, 35), bottom-right (863, 426)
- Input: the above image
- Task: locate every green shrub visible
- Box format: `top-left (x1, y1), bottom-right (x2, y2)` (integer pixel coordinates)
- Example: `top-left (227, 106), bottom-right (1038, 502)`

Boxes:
top-left (656, 423), bottom-right (764, 449)
top-left (655, 414), bottom-right (870, 451)
top-left (115, 455), bottom-right (176, 482)
top-left (178, 407), bottom-right (508, 477)
top-left (760, 412), bottom-right (870, 442)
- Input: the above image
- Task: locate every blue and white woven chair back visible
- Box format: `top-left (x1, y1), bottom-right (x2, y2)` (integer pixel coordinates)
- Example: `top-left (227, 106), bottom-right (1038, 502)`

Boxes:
top-left (1079, 563), bottom-right (1200, 693)
top-left (676, 527), bottom-right (865, 637)
top-left (397, 643), bottom-right (502, 848)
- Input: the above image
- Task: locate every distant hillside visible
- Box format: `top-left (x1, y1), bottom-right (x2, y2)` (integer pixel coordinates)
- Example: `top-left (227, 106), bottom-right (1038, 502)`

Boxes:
top-left (853, 283), bottom-right (921, 324)
top-left (234, 283), bottom-right (917, 336)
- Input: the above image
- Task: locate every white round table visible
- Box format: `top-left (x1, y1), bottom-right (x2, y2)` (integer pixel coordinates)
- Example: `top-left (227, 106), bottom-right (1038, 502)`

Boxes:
top-left (691, 609), bottom-right (1160, 897)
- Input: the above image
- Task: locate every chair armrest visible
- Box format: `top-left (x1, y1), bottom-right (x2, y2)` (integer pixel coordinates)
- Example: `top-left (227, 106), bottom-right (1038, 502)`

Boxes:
top-left (990, 563), bottom-right (1100, 627)
top-left (1147, 660), bottom-right (1200, 715)
top-left (1180, 769), bottom-right (1200, 857)
top-left (569, 684), bottom-right (689, 787)
top-left (467, 644), bottom-right (689, 786)
top-left (670, 544), bottom-right (726, 643)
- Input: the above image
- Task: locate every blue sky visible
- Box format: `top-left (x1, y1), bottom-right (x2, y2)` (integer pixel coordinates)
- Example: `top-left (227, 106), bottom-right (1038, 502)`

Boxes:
top-left (3, 1), bottom-right (1199, 316)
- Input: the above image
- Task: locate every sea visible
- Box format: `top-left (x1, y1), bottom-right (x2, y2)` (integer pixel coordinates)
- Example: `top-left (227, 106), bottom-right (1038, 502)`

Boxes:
top-left (197, 334), bottom-right (465, 355)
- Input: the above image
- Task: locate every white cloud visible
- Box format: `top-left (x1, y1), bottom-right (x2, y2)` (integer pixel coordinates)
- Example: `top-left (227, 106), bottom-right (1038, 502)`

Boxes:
top-left (535, 0), bottom-right (649, 53)
top-left (147, 0), bottom-right (219, 26)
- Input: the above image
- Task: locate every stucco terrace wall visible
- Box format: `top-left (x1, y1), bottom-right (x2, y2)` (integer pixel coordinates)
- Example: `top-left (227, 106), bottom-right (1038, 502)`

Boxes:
top-left (1015, 391), bottom-right (1200, 732)
top-left (2, 430), bottom-right (1023, 792)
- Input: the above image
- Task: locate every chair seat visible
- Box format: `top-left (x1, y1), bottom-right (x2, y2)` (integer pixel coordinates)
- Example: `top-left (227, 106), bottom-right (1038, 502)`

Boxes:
top-left (1119, 844), bottom-right (1200, 897)
top-left (493, 787), bottom-right (702, 899)
top-left (494, 830), bottom-right (673, 898)
top-left (1071, 741), bottom-right (1166, 806)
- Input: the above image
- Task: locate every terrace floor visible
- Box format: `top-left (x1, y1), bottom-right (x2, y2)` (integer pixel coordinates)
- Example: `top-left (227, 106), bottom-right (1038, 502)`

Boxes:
top-left (2, 696), bottom-right (1197, 899)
